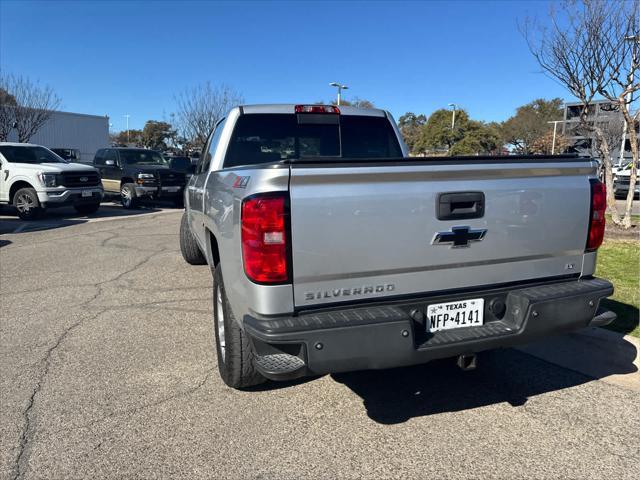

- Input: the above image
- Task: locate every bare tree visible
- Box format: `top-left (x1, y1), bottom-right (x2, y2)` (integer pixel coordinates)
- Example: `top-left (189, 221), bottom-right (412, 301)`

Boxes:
top-left (523, 0), bottom-right (639, 228)
top-left (597, 114), bottom-right (627, 172)
top-left (0, 83), bottom-right (18, 141)
top-left (0, 73), bottom-right (61, 143)
top-left (174, 82), bottom-right (244, 149)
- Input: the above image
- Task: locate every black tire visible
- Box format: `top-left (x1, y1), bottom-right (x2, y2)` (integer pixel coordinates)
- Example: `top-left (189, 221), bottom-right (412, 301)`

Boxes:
top-left (213, 265), bottom-right (266, 389)
top-left (180, 212), bottom-right (207, 265)
top-left (13, 187), bottom-right (44, 220)
top-left (120, 183), bottom-right (139, 209)
top-left (74, 202), bottom-right (101, 215)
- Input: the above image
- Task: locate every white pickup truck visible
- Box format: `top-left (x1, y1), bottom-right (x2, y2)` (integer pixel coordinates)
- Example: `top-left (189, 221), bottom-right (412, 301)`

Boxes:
top-left (180, 104), bottom-right (615, 389)
top-left (0, 143), bottom-right (103, 219)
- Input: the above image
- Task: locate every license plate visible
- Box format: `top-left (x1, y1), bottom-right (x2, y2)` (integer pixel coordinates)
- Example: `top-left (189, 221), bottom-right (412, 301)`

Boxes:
top-left (427, 298), bottom-right (484, 333)
top-left (164, 186), bottom-right (180, 192)
top-left (82, 190), bottom-right (92, 197)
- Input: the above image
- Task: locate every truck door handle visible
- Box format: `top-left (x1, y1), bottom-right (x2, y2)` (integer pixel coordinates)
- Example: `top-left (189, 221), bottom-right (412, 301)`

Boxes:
top-left (437, 192), bottom-right (485, 220)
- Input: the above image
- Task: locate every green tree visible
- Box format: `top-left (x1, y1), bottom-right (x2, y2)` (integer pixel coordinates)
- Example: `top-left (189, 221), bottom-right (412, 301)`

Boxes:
top-left (115, 129), bottom-right (143, 146)
top-left (142, 120), bottom-right (175, 150)
top-left (449, 121), bottom-right (501, 155)
top-left (398, 112), bottom-right (427, 154)
top-left (321, 97), bottom-right (375, 108)
top-left (418, 108), bottom-right (469, 153)
top-left (501, 98), bottom-right (564, 154)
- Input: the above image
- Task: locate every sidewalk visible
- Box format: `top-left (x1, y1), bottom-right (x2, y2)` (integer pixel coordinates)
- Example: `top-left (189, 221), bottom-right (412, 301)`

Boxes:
top-left (517, 327), bottom-right (640, 392)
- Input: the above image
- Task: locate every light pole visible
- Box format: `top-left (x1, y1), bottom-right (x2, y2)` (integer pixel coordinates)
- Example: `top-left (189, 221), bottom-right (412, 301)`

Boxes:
top-left (448, 103), bottom-right (457, 130)
top-left (123, 114), bottom-right (130, 143)
top-left (547, 120), bottom-right (563, 154)
top-left (329, 82), bottom-right (348, 106)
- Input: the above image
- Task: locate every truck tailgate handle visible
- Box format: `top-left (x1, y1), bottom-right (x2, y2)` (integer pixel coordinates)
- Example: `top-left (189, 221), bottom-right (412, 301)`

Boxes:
top-left (437, 192), bottom-right (485, 220)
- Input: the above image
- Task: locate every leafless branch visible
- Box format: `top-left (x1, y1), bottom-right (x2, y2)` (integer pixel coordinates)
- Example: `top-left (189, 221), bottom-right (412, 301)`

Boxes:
top-left (523, 0), bottom-right (640, 228)
top-left (174, 82), bottom-right (244, 149)
top-left (0, 73), bottom-right (61, 143)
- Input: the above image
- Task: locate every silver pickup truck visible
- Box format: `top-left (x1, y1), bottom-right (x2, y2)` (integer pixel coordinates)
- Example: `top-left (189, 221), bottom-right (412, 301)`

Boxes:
top-left (180, 104), bottom-right (615, 389)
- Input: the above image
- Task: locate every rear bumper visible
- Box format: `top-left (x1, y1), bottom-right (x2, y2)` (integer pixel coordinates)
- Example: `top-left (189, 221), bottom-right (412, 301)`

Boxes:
top-left (243, 277), bottom-right (615, 380)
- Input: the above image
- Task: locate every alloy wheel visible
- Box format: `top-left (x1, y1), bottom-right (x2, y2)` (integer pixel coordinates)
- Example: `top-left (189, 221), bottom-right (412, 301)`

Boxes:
top-left (16, 193), bottom-right (35, 213)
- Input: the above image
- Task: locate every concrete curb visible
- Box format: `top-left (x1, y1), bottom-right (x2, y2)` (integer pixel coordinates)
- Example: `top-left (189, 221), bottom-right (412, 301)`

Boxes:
top-left (517, 327), bottom-right (640, 392)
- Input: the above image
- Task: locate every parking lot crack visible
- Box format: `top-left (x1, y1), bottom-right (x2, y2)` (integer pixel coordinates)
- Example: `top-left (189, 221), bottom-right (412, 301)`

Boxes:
top-left (10, 309), bottom-right (106, 480)
top-left (57, 369), bottom-right (214, 436)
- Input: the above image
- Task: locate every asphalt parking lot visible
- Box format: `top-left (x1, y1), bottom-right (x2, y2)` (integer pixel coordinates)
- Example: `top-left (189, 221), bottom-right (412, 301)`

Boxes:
top-left (1, 208), bottom-right (639, 479)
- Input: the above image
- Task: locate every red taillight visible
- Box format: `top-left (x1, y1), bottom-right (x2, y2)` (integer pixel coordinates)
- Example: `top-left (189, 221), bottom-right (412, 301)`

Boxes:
top-left (295, 105), bottom-right (340, 114)
top-left (586, 180), bottom-right (606, 251)
top-left (241, 193), bottom-right (290, 284)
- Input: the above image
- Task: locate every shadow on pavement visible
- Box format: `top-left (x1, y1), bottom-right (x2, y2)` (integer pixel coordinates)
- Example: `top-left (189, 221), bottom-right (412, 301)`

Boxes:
top-left (0, 239), bottom-right (12, 247)
top-left (0, 202), bottom-right (163, 234)
top-left (330, 342), bottom-right (638, 424)
top-left (602, 299), bottom-right (640, 336)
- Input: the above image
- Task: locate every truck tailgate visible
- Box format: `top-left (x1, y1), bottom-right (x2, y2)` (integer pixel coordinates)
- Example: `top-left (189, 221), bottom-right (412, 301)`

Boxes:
top-left (289, 160), bottom-right (595, 307)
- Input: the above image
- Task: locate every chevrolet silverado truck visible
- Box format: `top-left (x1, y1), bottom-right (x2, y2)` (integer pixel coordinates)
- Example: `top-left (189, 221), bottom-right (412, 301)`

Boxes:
top-left (0, 143), bottom-right (103, 219)
top-left (93, 147), bottom-right (186, 208)
top-left (180, 104), bottom-right (615, 389)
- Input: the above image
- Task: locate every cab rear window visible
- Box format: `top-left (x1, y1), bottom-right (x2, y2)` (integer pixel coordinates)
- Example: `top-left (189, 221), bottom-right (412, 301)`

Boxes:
top-left (224, 114), bottom-right (402, 168)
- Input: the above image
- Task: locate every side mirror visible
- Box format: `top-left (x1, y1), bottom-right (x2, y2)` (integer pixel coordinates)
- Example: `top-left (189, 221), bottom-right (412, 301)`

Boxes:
top-left (105, 159), bottom-right (115, 166)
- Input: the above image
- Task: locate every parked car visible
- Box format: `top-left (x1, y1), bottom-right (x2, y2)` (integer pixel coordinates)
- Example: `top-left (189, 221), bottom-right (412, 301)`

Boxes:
top-left (0, 143), bottom-right (103, 220)
top-left (51, 148), bottom-right (82, 163)
top-left (93, 147), bottom-right (186, 208)
top-left (164, 155), bottom-right (197, 184)
top-left (613, 161), bottom-right (639, 198)
top-left (180, 104), bottom-right (614, 389)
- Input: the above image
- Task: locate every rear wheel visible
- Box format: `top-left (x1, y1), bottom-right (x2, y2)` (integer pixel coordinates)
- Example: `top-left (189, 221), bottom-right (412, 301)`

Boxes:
top-left (213, 265), bottom-right (266, 389)
top-left (120, 183), bottom-right (139, 209)
top-left (179, 212), bottom-right (206, 265)
top-left (74, 202), bottom-right (101, 215)
top-left (14, 187), bottom-right (44, 220)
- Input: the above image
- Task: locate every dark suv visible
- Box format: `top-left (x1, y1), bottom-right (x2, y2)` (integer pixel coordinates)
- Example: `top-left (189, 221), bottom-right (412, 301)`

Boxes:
top-left (93, 148), bottom-right (186, 208)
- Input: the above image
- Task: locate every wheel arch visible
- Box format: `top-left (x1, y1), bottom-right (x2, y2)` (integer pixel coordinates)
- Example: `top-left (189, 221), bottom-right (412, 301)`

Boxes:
top-left (205, 228), bottom-right (221, 268)
top-left (9, 180), bottom-right (36, 203)
top-left (120, 177), bottom-right (135, 187)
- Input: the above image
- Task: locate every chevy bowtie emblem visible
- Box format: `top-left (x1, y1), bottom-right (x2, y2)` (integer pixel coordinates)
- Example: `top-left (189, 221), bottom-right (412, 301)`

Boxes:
top-left (432, 226), bottom-right (487, 248)
top-left (79, 176), bottom-right (88, 182)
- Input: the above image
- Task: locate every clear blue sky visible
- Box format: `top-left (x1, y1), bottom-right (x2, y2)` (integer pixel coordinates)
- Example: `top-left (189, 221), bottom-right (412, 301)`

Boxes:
top-left (0, 0), bottom-right (571, 131)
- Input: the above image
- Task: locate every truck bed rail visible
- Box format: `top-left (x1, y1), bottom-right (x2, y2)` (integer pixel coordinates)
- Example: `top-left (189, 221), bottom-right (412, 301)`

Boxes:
top-left (281, 154), bottom-right (589, 166)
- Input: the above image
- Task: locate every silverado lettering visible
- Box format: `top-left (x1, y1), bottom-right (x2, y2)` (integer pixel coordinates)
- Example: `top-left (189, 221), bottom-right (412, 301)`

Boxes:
top-left (304, 284), bottom-right (396, 301)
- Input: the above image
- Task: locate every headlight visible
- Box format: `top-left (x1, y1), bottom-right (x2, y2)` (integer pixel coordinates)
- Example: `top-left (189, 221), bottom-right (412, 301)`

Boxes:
top-left (38, 172), bottom-right (58, 187)
top-left (137, 173), bottom-right (155, 179)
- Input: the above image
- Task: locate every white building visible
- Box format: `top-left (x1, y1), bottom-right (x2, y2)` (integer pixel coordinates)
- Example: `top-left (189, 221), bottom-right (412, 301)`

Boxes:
top-left (7, 110), bottom-right (109, 163)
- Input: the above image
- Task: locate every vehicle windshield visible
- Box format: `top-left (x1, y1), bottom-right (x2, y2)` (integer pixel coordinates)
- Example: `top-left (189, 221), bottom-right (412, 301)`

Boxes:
top-left (119, 150), bottom-right (168, 165)
top-left (0, 145), bottom-right (66, 164)
top-left (224, 114), bottom-right (403, 168)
